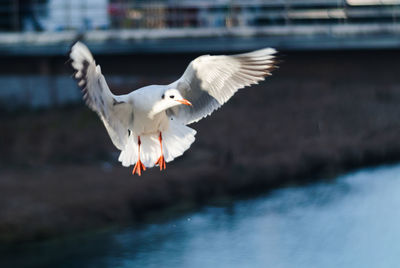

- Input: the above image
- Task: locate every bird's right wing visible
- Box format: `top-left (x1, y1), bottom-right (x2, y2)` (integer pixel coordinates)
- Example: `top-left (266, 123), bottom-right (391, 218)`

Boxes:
top-left (70, 42), bottom-right (132, 150)
top-left (167, 48), bottom-right (277, 124)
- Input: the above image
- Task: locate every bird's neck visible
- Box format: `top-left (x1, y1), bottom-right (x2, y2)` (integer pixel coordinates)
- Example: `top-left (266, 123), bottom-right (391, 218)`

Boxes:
top-left (148, 100), bottom-right (173, 119)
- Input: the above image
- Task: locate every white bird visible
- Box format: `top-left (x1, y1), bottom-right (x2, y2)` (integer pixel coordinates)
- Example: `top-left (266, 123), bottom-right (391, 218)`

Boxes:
top-left (69, 42), bottom-right (277, 175)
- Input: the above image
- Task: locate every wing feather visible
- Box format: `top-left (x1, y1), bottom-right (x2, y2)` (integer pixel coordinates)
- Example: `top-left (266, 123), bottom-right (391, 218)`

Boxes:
top-left (70, 42), bottom-right (132, 150)
top-left (169, 48), bottom-right (277, 124)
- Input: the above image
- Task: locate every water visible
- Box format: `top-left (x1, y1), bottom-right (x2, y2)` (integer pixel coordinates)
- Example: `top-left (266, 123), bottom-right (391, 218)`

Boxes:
top-left (3, 164), bottom-right (400, 268)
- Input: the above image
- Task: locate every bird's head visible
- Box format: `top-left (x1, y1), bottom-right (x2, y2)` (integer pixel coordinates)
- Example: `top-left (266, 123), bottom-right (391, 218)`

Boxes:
top-left (161, 89), bottom-right (192, 108)
top-left (149, 88), bottom-right (192, 118)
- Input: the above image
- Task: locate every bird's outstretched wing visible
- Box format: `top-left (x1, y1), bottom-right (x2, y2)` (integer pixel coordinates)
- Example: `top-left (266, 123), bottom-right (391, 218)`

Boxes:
top-left (70, 42), bottom-right (132, 150)
top-left (167, 48), bottom-right (277, 124)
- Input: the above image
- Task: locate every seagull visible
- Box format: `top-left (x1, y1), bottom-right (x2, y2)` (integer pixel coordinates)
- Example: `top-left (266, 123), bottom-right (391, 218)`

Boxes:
top-left (69, 42), bottom-right (277, 175)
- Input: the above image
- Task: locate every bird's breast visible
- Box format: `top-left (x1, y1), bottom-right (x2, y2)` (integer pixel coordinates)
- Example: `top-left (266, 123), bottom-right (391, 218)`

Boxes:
top-left (132, 110), bottom-right (169, 136)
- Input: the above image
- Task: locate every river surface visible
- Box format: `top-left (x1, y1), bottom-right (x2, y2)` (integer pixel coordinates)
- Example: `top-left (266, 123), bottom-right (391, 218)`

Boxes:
top-left (2, 164), bottom-right (400, 268)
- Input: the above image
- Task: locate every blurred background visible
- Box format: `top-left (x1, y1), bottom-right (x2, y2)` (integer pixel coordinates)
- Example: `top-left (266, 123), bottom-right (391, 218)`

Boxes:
top-left (1, 1), bottom-right (400, 267)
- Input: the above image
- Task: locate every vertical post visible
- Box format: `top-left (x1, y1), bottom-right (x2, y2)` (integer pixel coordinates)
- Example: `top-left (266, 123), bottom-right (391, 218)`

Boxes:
top-left (65, 1), bottom-right (70, 30)
top-left (81, 0), bottom-right (88, 31)
top-left (12, 0), bottom-right (19, 31)
top-left (284, 1), bottom-right (290, 26)
top-left (392, 2), bottom-right (398, 24)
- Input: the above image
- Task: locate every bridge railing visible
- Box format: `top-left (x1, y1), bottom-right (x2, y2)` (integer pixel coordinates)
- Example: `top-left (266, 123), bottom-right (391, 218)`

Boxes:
top-left (0, 0), bottom-right (399, 32)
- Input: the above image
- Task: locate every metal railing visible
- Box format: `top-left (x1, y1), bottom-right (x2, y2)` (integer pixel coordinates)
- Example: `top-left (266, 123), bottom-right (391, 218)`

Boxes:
top-left (0, 0), bottom-right (400, 32)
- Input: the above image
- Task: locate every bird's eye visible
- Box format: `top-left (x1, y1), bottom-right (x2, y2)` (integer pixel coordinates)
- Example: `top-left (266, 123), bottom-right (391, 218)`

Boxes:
top-left (170, 95), bottom-right (174, 99)
top-left (161, 94), bottom-right (165, 99)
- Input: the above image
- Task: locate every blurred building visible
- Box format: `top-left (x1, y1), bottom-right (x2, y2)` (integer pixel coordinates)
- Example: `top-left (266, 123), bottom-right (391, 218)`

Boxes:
top-left (0, 0), bottom-right (47, 31)
top-left (0, 0), bottom-right (400, 109)
top-left (0, 0), bottom-right (399, 31)
top-left (44, 0), bottom-right (109, 31)
top-left (0, 0), bottom-right (399, 64)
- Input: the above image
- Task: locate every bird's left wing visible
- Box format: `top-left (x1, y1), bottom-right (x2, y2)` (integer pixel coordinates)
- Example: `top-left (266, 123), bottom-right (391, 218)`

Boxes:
top-left (70, 42), bottom-right (132, 150)
top-left (167, 48), bottom-right (277, 124)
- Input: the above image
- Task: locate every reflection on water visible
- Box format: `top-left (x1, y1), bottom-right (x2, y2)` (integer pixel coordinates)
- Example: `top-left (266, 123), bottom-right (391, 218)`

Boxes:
top-left (3, 164), bottom-right (400, 268)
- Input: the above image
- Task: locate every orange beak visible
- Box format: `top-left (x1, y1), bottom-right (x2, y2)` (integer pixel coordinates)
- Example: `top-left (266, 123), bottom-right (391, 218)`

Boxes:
top-left (176, 99), bottom-right (192, 106)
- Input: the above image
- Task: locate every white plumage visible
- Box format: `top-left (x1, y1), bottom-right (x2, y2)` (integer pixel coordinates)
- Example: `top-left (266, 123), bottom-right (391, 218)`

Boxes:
top-left (69, 42), bottom-right (277, 175)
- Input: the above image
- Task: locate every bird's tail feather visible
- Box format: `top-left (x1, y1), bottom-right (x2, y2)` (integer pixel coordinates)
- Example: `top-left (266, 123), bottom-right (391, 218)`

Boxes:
top-left (118, 122), bottom-right (196, 168)
top-left (118, 134), bottom-right (138, 167)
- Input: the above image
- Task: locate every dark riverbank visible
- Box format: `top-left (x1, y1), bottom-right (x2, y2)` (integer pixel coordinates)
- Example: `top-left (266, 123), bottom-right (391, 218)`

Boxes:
top-left (1, 49), bottom-right (400, 242)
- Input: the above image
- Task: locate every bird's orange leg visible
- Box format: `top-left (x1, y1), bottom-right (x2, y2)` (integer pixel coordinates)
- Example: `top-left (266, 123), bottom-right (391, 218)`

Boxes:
top-left (155, 132), bottom-right (166, 171)
top-left (132, 136), bottom-right (146, 176)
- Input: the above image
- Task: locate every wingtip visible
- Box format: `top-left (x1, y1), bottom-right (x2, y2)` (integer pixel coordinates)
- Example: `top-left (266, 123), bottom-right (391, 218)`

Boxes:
top-left (234, 47), bottom-right (278, 59)
top-left (70, 41), bottom-right (87, 57)
top-left (69, 41), bottom-right (95, 69)
top-left (261, 47), bottom-right (278, 55)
